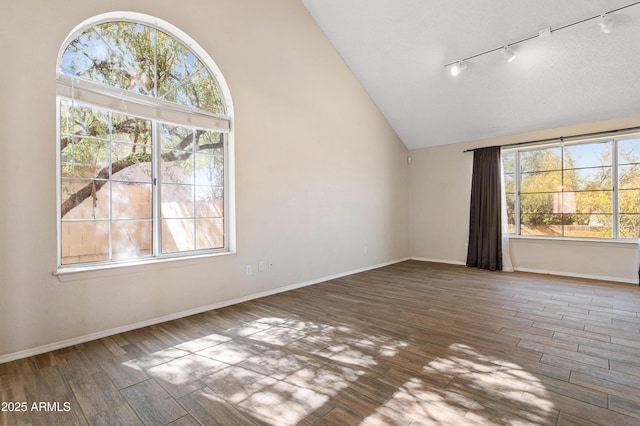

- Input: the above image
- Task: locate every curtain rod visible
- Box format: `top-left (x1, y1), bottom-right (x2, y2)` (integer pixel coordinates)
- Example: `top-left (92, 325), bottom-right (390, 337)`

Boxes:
top-left (463, 125), bottom-right (640, 153)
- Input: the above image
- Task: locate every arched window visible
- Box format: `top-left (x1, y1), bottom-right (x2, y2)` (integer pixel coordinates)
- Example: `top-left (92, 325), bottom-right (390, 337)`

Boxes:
top-left (57, 12), bottom-right (233, 269)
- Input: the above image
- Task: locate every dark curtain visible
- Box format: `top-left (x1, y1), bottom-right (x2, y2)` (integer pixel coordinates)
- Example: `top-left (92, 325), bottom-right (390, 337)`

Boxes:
top-left (466, 146), bottom-right (503, 271)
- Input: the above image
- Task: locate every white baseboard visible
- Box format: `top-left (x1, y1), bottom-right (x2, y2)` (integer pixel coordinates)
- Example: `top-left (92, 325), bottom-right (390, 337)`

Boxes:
top-left (0, 257), bottom-right (410, 364)
top-left (410, 257), bottom-right (466, 266)
top-left (410, 258), bottom-right (513, 271)
top-left (409, 257), bottom-right (636, 284)
top-left (513, 267), bottom-right (638, 285)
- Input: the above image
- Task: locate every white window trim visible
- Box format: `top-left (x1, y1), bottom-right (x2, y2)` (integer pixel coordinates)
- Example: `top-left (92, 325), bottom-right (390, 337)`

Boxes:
top-left (55, 12), bottom-right (236, 275)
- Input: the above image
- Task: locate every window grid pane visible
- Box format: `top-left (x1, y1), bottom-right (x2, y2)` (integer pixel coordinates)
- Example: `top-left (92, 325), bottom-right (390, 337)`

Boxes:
top-left (504, 138), bottom-right (634, 240)
top-left (60, 103), bottom-right (227, 264)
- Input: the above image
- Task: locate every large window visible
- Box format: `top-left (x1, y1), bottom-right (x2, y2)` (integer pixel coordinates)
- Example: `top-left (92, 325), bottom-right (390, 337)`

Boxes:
top-left (503, 136), bottom-right (640, 239)
top-left (57, 13), bottom-right (233, 268)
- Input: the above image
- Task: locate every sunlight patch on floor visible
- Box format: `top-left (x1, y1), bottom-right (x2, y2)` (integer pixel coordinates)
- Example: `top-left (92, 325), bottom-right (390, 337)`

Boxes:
top-left (118, 318), bottom-right (556, 425)
top-left (174, 333), bottom-right (231, 352)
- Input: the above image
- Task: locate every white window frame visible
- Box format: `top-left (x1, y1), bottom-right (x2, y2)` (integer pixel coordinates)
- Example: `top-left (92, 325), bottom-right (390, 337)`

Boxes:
top-left (55, 12), bottom-right (235, 273)
top-left (503, 133), bottom-right (640, 241)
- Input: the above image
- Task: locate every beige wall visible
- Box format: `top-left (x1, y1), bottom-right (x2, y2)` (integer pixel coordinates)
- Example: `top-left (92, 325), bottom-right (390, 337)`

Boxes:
top-left (409, 115), bottom-right (640, 284)
top-left (4, 0), bottom-right (637, 362)
top-left (0, 0), bottom-right (409, 359)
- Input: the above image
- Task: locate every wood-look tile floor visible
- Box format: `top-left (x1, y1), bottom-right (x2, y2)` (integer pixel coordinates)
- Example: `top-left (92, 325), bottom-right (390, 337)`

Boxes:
top-left (2, 260), bottom-right (640, 425)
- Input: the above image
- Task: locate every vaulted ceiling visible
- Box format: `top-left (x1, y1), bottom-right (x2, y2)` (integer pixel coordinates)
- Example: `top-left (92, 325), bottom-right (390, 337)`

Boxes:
top-left (301, 0), bottom-right (640, 149)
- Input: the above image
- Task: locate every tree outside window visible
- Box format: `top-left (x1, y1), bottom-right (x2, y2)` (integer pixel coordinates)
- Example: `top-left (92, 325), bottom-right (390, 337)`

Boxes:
top-left (57, 17), bottom-right (232, 267)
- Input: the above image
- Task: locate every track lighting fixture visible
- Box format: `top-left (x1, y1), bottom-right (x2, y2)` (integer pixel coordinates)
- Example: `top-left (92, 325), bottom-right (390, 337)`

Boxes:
top-left (501, 46), bottom-right (516, 63)
top-left (450, 61), bottom-right (467, 76)
top-left (599, 14), bottom-right (614, 33)
top-left (444, 1), bottom-right (638, 75)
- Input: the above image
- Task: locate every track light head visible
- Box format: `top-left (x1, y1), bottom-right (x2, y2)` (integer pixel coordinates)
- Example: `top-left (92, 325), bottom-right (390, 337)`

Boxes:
top-left (599, 14), bottom-right (614, 33)
top-left (501, 46), bottom-right (516, 63)
top-left (450, 61), bottom-right (467, 76)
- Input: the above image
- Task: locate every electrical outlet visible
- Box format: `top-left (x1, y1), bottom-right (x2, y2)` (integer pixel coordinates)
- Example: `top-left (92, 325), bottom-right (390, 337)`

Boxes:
top-left (245, 265), bottom-right (252, 275)
top-left (258, 260), bottom-right (265, 272)
top-left (268, 260), bottom-right (274, 270)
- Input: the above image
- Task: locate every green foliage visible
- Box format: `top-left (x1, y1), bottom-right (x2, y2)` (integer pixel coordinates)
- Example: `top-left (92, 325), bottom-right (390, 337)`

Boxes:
top-left (61, 22), bottom-right (225, 114)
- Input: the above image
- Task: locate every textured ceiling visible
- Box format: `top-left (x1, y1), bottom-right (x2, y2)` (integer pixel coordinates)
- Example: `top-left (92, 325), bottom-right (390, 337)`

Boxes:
top-left (301, 0), bottom-right (640, 149)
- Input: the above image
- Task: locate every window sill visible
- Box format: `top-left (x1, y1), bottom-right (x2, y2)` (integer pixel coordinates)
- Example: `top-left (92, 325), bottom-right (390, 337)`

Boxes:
top-left (507, 235), bottom-right (638, 248)
top-left (54, 250), bottom-right (236, 282)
